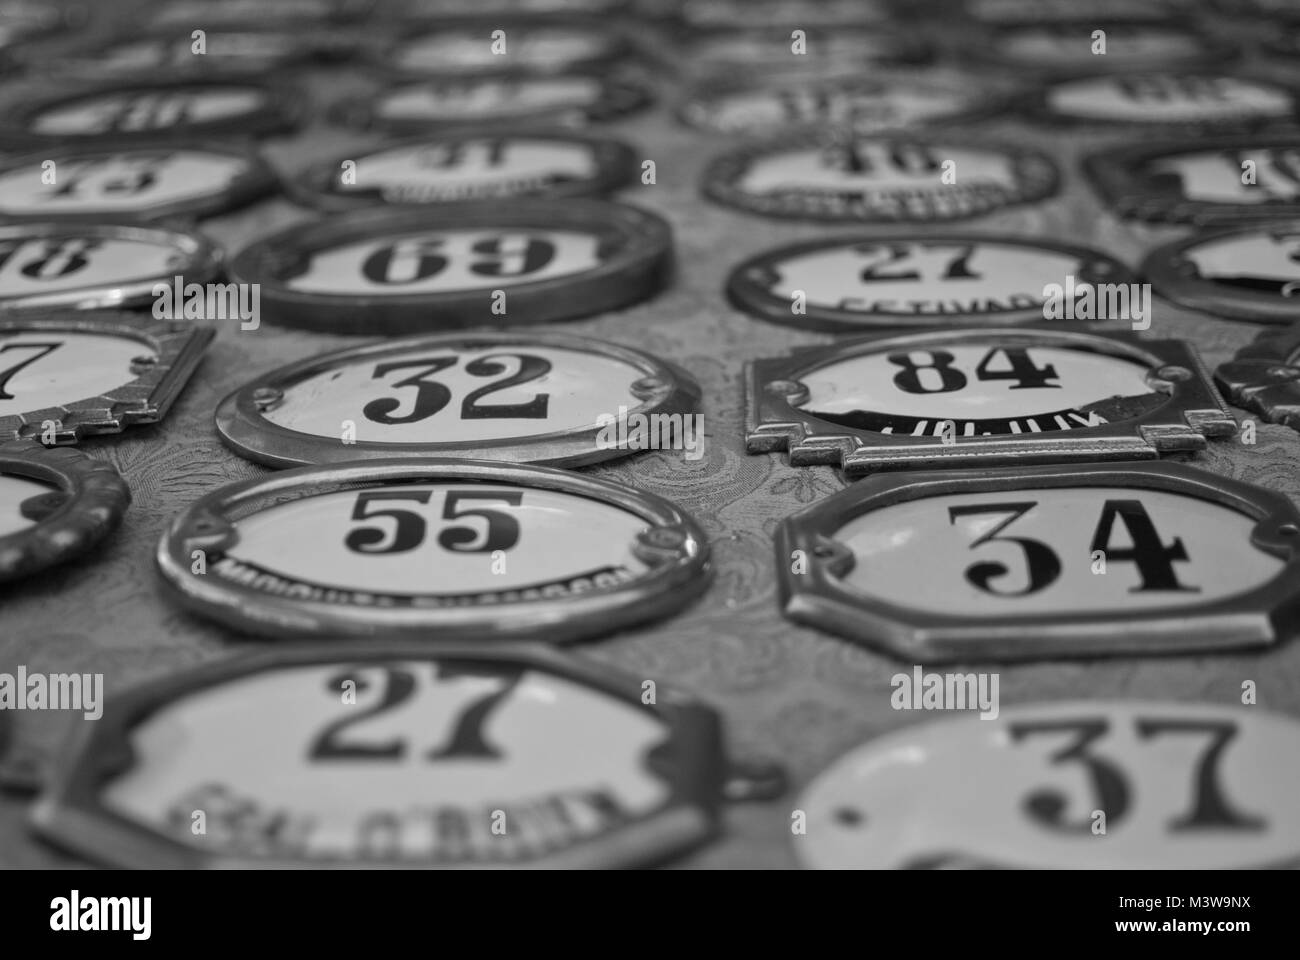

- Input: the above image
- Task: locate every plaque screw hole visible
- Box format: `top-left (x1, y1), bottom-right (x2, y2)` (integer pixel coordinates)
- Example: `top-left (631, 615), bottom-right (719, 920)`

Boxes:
top-left (834, 807), bottom-right (866, 828)
top-left (1154, 365), bottom-right (1191, 382)
top-left (251, 387), bottom-right (283, 409)
top-left (722, 759), bottom-right (787, 802)
top-left (639, 527), bottom-right (685, 550)
top-left (630, 376), bottom-right (668, 399)
top-left (766, 379), bottom-right (810, 405)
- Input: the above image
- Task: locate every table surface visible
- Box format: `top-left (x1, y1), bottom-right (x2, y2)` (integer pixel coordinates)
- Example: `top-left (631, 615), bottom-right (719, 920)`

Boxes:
top-left (4, 1), bottom-right (1300, 869)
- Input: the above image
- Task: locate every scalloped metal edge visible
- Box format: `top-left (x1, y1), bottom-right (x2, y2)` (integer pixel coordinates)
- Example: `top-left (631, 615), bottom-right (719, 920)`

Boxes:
top-left (0, 439), bottom-right (130, 582)
top-left (746, 326), bottom-right (1236, 477)
top-left (0, 311), bottom-right (214, 444)
top-left (1214, 321), bottom-right (1300, 431)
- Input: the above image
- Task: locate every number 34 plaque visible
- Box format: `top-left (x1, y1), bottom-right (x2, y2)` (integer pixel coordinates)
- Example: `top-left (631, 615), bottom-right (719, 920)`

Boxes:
top-left (777, 461), bottom-right (1300, 660)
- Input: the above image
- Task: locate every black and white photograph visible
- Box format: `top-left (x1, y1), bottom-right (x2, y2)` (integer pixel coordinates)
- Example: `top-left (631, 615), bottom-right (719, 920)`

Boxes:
top-left (0, 0), bottom-right (1292, 940)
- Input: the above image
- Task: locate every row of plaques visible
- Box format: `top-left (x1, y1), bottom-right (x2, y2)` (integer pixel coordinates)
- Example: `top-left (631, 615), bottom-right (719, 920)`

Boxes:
top-left (6, 645), bottom-right (1298, 868)
top-left (14, 217), bottom-right (1300, 330)
top-left (2, 315), bottom-right (1299, 660)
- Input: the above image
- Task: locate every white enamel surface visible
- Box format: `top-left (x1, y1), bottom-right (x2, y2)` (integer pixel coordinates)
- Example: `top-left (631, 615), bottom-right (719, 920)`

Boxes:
top-left (0, 1), bottom-right (52, 47)
top-left (150, 0), bottom-right (327, 24)
top-left (685, 0), bottom-right (891, 26)
top-left (225, 483), bottom-right (650, 595)
top-left (86, 33), bottom-right (298, 72)
top-left (766, 241), bottom-right (1080, 320)
top-left (265, 345), bottom-right (641, 443)
top-left (0, 332), bottom-right (154, 414)
top-left (970, 0), bottom-right (1163, 18)
top-left (0, 236), bottom-right (184, 298)
top-left (447, 0), bottom-right (615, 8)
top-left (344, 141), bottom-right (598, 198)
top-left (1005, 28), bottom-right (1201, 65)
top-left (802, 345), bottom-right (1152, 421)
top-left (377, 78), bottom-right (602, 121)
top-left (285, 230), bottom-right (600, 295)
top-left (736, 144), bottom-right (1018, 195)
top-left (1047, 76), bottom-right (1293, 122)
top-left (397, 29), bottom-right (610, 70)
top-left (1152, 149), bottom-right (1300, 203)
top-left (835, 488), bottom-right (1283, 616)
top-left (1185, 231), bottom-right (1300, 282)
top-left (103, 663), bottom-right (670, 860)
top-left (797, 702), bottom-right (1300, 869)
top-left (32, 88), bottom-right (267, 135)
top-left (0, 473), bottom-right (52, 537)
top-left (0, 151), bottom-right (249, 215)
top-left (695, 32), bottom-right (894, 66)
top-left (699, 84), bottom-right (973, 132)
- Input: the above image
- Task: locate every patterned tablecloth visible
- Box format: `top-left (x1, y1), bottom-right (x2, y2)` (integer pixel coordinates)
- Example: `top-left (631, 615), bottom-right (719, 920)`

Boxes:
top-left (3, 0), bottom-right (1300, 869)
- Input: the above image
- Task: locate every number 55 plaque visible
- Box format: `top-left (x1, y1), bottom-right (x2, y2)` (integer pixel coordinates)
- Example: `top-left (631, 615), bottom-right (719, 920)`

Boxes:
top-left (157, 460), bottom-right (710, 643)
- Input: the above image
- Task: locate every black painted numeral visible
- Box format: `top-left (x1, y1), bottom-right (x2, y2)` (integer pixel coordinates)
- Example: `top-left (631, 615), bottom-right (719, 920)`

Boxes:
top-left (1135, 719), bottom-right (1265, 831)
top-left (950, 498), bottom-right (1193, 597)
top-left (1007, 716), bottom-right (1267, 835)
top-left (0, 341), bottom-right (61, 400)
top-left (343, 489), bottom-right (522, 555)
top-left (890, 347), bottom-right (1060, 394)
top-left (857, 243), bottom-right (980, 284)
top-left (460, 353), bottom-right (551, 419)
top-left (344, 490), bottom-right (433, 555)
top-left (362, 357), bottom-right (457, 424)
top-left (309, 665), bottom-right (524, 763)
top-left (888, 349), bottom-right (968, 394)
top-left (362, 239), bottom-right (448, 284)
top-left (1089, 499), bottom-right (1196, 592)
top-left (309, 667), bottom-right (417, 760)
top-left (426, 663), bottom-right (524, 761)
top-left (437, 490), bottom-right (522, 553)
top-left (973, 347), bottom-right (1060, 390)
top-left (948, 501), bottom-right (1062, 596)
top-left (1009, 718), bottom-right (1130, 833)
top-left (362, 353), bottom-right (551, 425)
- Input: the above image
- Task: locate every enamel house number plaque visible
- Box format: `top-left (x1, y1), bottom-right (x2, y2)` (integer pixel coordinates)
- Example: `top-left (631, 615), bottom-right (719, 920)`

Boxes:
top-left (157, 460), bottom-right (711, 643)
top-left (795, 701), bottom-right (1300, 869)
top-left (776, 461), bottom-right (1300, 661)
top-left (34, 643), bottom-right (769, 869)
top-left (747, 327), bottom-right (1234, 475)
